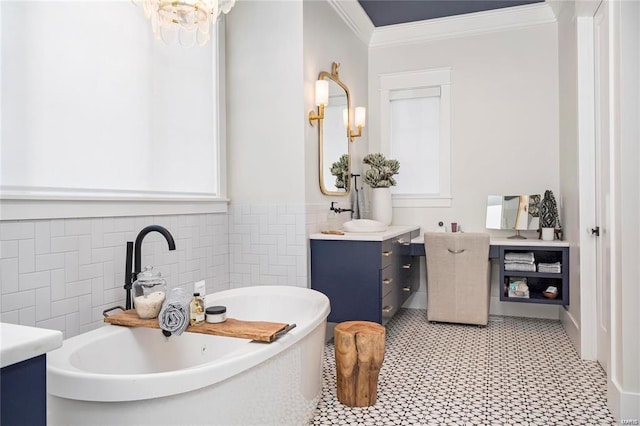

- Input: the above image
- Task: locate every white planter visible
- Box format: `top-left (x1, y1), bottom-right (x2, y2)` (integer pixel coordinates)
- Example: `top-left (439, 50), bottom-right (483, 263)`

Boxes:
top-left (541, 227), bottom-right (555, 241)
top-left (371, 187), bottom-right (392, 225)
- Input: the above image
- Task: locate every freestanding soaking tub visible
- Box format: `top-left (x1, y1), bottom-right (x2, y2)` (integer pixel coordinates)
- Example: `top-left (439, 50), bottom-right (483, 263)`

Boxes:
top-left (47, 286), bottom-right (330, 425)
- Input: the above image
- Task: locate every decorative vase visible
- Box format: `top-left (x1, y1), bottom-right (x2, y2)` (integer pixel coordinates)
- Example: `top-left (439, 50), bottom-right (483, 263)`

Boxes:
top-left (541, 227), bottom-right (555, 241)
top-left (371, 187), bottom-right (392, 225)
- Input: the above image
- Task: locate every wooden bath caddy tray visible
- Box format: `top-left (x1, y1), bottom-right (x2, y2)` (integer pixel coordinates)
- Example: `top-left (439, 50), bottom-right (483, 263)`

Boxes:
top-left (104, 310), bottom-right (294, 343)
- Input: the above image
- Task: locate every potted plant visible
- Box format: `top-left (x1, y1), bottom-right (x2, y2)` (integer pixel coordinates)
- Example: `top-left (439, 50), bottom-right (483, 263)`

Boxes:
top-left (362, 153), bottom-right (400, 225)
top-left (539, 190), bottom-right (559, 240)
top-left (330, 154), bottom-right (349, 190)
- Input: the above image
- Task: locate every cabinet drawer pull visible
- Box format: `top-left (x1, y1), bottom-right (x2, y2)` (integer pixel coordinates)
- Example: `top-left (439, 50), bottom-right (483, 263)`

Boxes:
top-left (382, 278), bottom-right (393, 285)
top-left (382, 305), bottom-right (393, 314)
top-left (402, 263), bottom-right (412, 269)
top-left (403, 286), bottom-right (412, 292)
top-left (382, 251), bottom-right (393, 257)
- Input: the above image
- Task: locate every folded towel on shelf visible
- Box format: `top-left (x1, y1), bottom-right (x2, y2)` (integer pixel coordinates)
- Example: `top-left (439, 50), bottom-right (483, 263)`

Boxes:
top-left (504, 263), bottom-right (537, 272)
top-left (504, 252), bottom-right (535, 264)
top-left (158, 287), bottom-right (192, 336)
top-left (538, 262), bottom-right (562, 273)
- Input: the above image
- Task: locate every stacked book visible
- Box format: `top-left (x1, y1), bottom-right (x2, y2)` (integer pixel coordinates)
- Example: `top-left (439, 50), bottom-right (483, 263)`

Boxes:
top-left (504, 251), bottom-right (536, 272)
top-left (538, 262), bottom-right (562, 273)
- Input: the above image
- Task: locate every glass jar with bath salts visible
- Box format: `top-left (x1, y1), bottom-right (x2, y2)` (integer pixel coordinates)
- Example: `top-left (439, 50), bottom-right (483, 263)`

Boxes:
top-left (133, 266), bottom-right (167, 319)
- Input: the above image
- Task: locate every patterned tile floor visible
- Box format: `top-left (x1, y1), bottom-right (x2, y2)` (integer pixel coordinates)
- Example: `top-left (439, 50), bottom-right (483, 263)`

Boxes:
top-left (310, 309), bottom-right (615, 426)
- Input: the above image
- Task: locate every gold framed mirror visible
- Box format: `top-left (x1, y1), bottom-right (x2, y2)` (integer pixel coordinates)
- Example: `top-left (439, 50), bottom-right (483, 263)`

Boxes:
top-left (318, 63), bottom-right (351, 196)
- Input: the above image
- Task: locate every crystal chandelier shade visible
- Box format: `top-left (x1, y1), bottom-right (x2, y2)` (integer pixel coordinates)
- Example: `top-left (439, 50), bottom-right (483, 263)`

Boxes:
top-left (137, 0), bottom-right (236, 47)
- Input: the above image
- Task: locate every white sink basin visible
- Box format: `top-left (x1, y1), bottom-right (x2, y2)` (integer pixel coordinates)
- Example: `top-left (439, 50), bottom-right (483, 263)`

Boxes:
top-left (343, 219), bottom-right (388, 233)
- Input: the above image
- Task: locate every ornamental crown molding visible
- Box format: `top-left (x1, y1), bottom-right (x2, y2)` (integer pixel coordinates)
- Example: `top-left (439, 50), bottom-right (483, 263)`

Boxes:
top-left (328, 1), bottom-right (557, 48)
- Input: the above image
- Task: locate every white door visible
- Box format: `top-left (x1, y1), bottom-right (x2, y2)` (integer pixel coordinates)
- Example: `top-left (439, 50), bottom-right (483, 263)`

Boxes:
top-left (594, 0), bottom-right (611, 374)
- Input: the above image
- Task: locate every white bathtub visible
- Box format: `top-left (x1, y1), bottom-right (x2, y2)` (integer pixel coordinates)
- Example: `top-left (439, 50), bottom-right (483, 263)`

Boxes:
top-left (47, 286), bottom-right (330, 425)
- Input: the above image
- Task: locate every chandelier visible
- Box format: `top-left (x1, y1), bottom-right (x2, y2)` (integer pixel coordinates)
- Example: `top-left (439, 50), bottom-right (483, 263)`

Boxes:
top-left (137, 0), bottom-right (236, 47)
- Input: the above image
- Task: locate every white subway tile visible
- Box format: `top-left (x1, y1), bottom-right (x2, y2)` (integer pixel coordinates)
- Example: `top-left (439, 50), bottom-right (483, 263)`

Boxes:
top-left (0, 222), bottom-right (34, 240)
top-left (65, 252), bottom-right (79, 282)
top-left (65, 219), bottom-right (91, 236)
top-left (35, 221), bottom-right (51, 255)
top-left (1, 290), bottom-right (35, 311)
top-left (18, 239), bottom-right (35, 273)
top-left (35, 287), bottom-right (51, 321)
top-left (50, 269), bottom-right (65, 301)
top-left (113, 217), bottom-right (134, 232)
top-left (51, 236), bottom-right (79, 253)
top-left (78, 235), bottom-right (91, 265)
top-left (36, 316), bottom-right (66, 336)
top-left (66, 312), bottom-right (80, 338)
top-left (91, 219), bottom-right (104, 247)
top-left (91, 278), bottom-right (104, 306)
top-left (103, 261), bottom-right (115, 288)
top-left (0, 310), bottom-right (19, 324)
top-left (79, 263), bottom-right (102, 280)
top-left (103, 288), bottom-right (123, 305)
top-left (0, 240), bottom-right (19, 258)
top-left (103, 232), bottom-right (125, 248)
top-left (66, 279), bottom-right (92, 298)
top-left (92, 247), bottom-right (113, 263)
top-left (19, 306), bottom-right (36, 326)
top-left (19, 271), bottom-right (50, 290)
top-left (78, 295), bottom-right (92, 325)
top-left (51, 298), bottom-right (79, 317)
top-left (36, 253), bottom-right (65, 271)
top-left (50, 220), bottom-right (65, 237)
top-left (1, 258), bottom-right (19, 294)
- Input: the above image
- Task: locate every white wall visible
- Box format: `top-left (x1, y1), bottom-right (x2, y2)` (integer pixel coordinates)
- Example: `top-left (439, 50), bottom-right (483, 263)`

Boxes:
top-left (369, 23), bottom-right (561, 317)
top-left (225, 0), bottom-right (305, 205)
top-left (556, 0), bottom-right (586, 354)
top-left (614, 0), bottom-right (640, 417)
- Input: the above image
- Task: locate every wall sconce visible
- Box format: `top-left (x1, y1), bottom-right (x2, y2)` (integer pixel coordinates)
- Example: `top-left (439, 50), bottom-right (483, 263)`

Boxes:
top-left (348, 106), bottom-right (366, 141)
top-left (309, 80), bottom-right (329, 125)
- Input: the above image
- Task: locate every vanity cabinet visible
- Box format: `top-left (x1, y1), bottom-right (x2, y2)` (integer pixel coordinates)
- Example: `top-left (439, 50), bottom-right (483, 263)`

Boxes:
top-left (499, 245), bottom-right (569, 305)
top-left (310, 226), bottom-right (420, 324)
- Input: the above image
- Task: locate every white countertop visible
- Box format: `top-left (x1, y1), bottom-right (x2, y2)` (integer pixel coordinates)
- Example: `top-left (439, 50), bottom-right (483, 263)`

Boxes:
top-left (411, 235), bottom-right (570, 247)
top-left (309, 225), bottom-right (420, 242)
top-left (0, 323), bottom-right (63, 368)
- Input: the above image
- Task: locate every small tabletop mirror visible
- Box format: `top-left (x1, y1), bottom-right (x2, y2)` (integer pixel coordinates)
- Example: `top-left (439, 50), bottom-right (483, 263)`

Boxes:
top-left (486, 194), bottom-right (541, 237)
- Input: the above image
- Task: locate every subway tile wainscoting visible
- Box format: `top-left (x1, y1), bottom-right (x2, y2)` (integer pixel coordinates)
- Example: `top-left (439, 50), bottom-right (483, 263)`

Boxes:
top-left (228, 204), bottom-right (309, 288)
top-left (0, 214), bottom-right (229, 338)
top-left (0, 203), bottom-right (336, 337)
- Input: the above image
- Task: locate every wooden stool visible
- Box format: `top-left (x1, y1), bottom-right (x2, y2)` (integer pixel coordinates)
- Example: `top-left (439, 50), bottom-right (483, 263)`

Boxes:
top-left (334, 321), bottom-right (385, 407)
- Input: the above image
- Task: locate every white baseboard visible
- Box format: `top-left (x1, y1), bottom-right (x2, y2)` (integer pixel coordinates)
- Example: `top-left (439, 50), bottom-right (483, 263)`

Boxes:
top-left (609, 378), bottom-right (640, 423)
top-left (560, 307), bottom-right (586, 358)
top-left (402, 291), bottom-right (560, 320)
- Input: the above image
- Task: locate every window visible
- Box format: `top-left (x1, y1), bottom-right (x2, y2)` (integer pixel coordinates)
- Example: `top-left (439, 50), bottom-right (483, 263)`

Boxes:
top-left (0, 2), bottom-right (226, 219)
top-left (380, 68), bottom-right (451, 207)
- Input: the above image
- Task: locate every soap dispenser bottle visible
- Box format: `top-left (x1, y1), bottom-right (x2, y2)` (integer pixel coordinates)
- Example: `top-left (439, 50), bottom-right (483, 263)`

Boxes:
top-left (190, 293), bottom-right (205, 326)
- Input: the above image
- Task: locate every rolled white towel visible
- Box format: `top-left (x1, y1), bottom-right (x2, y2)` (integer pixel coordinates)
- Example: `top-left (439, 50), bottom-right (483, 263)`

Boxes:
top-left (158, 287), bottom-right (192, 336)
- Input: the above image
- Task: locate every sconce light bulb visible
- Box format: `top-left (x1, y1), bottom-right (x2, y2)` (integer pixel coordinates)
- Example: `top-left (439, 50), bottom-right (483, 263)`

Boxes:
top-left (315, 80), bottom-right (329, 106)
top-left (355, 107), bottom-right (366, 128)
